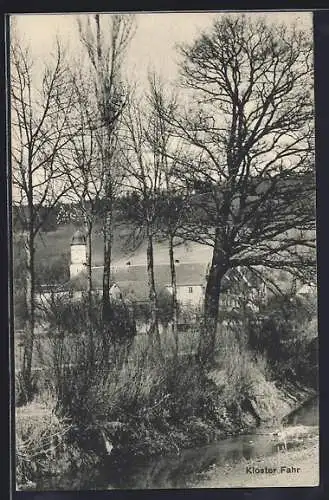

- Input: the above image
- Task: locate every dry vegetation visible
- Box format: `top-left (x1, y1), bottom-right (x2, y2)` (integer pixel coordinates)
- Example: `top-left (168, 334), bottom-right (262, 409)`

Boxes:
top-left (12, 12), bottom-right (317, 490)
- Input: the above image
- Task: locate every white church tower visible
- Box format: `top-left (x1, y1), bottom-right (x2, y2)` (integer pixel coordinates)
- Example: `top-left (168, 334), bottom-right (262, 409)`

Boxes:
top-left (70, 229), bottom-right (87, 279)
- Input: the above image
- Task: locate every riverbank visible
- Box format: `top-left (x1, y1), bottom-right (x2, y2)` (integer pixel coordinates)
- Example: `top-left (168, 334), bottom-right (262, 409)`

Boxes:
top-left (16, 366), bottom-right (318, 490)
top-left (17, 397), bottom-right (319, 490)
top-left (190, 436), bottom-right (319, 488)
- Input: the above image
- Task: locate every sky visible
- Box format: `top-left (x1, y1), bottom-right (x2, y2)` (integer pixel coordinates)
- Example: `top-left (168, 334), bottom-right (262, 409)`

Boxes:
top-left (12, 11), bottom-right (313, 88)
top-left (11, 11), bottom-right (313, 204)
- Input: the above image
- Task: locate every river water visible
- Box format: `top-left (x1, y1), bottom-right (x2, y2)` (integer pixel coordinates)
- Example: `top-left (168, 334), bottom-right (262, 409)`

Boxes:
top-left (39, 395), bottom-right (319, 490)
top-left (94, 395), bottom-right (319, 490)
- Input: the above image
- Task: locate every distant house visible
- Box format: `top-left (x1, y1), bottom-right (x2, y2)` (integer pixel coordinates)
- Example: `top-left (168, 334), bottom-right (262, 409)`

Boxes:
top-left (35, 230), bottom-right (124, 308)
top-left (35, 229), bottom-right (263, 308)
top-left (36, 229), bottom-right (316, 319)
top-left (90, 261), bottom-right (206, 307)
top-left (165, 263), bottom-right (207, 306)
top-left (90, 261), bottom-right (266, 312)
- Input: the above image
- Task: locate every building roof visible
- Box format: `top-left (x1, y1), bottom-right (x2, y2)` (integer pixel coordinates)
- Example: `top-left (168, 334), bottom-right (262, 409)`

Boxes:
top-left (89, 262), bottom-right (208, 301)
top-left (89, 263), bottom-right (267, 294)
top-left (71, 229), bottom-right (86, 245)
top-left (92, 262), bottom-right (207, 287)
top-left (87, 263), bottom-right (266, 302)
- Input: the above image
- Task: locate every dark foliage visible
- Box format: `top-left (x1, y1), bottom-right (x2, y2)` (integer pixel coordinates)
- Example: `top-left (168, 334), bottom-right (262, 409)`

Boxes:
top-left (247, 292), bottom-right (318, 388)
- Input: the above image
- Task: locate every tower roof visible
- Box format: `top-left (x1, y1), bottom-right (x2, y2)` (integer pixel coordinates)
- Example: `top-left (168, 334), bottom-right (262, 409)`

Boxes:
top-left (71, 229), bottom-right (86, 245)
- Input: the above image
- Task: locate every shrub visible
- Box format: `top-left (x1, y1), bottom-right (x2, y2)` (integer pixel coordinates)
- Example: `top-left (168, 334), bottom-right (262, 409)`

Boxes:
top-left (245, 291), bottom-right (318, 387)
top-left (214, 324), bottom-right (260, 402)
top-left (35, 254), bottom-right (70, 287)
top-left (128, 287), bottom-right (175, 328)
top-left (156, 288), bottom-right (176, 327)
top-left (16, 401), bottom-right (72, 489)
top-left (39, 294), bottom-right (137, 430)
top-left (40, 310), bottom-right (224, 458)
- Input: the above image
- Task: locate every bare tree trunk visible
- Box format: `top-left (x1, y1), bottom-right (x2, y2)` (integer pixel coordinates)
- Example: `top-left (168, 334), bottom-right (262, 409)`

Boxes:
top-left (85, 218), bottom-right (94, 363)
top-left (78, 15), bottom-right (135, 329)
top-left (22, 229), bottom-right (35, 400)
top-left (85, 219), bottom-right (93, 303)
top-left (169, 233), bottom-right (179, 358)
top-left (146, 225), bottom-right (162, 357)
top-left (198, 230), bottom-right (228, 366)
top-left (102, 194), bottom-right (113, 323)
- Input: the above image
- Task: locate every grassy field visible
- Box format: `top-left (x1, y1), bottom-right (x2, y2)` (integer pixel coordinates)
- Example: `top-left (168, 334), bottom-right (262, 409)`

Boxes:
top-left (14, 220), bottom-right (314, 274)
top-left (25, 223), bottom-right (214, 268)
top-left (33, 223), bottom-right (123, 267)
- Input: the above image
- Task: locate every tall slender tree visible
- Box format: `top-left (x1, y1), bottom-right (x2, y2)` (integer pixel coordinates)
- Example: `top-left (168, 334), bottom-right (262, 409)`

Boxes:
top-left (59, 68), bottom-right (102, 344)
top-left (11, 29), bottom-right (75, 397)
top-left (77, 14), bottom-right (135, 321)
top-left (146, 75), bottom-right (189, 357)
top-left (124, 98), bottom-right (165, 357)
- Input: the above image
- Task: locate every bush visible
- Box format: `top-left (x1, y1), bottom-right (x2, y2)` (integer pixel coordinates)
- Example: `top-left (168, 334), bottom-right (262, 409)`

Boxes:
top-left (39, 304), bottom-right (225, 458)
top-left (128, 287), bottom-right (175, 328)
top-left (245, 291), bottom-right (318, 387)
top-left (213, 323), bottom-right (268, 403)
top-left (40, 294), bottom-right (137, 429)
top-left (157, 288), bottom-right (176, 327)
top-left (16, 398), bottom-right (103, 490)
top-left (35, 254), bottom-right (70, 287)
top-left (16, 401), bottom-right (72, 489)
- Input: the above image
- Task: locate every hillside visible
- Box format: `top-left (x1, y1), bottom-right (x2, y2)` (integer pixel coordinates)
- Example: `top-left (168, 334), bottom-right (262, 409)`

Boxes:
top-left (12, 221), bottom-right (315, 296)
top-left (14, 222), bottom-right (214, 270)
top-left (25, 223), bottom-right (133, 267)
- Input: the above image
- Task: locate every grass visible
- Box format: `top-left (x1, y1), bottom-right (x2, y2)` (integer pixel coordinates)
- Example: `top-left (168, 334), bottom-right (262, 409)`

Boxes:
top-left (16, 399), bottom-right (103, 491)
top-left (16, 400), bottom-right (71, 488)
top-left (14, 313), bottom-right (318, 490)
top-left (17, 222), bottom-right (214, 271)
top-left (34, 223), bottom-right (103, 267)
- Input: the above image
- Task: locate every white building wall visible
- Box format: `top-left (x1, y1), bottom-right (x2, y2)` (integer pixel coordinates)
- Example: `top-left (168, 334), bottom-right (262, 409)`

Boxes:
top-left (71, 244), bottom-right (86, 264)
top-left (70, 244), bottom-right (87, 278)
top-left (70, 263), bottom-right (87, 278)
top-left (166, 284), bottom-right (205, 307)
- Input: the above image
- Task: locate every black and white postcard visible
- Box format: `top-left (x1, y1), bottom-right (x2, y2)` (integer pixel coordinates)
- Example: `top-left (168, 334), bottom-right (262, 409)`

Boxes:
top-left (10, 11), bottom-right (319, 491)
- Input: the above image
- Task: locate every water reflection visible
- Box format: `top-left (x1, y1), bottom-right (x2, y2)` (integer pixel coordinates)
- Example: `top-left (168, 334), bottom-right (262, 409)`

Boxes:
top-left (38, 395), bottom-right (319, 490)
top-left (99, 396), bottom-right (319, 490)
top-left (100, 433), bottom-right (280, 489)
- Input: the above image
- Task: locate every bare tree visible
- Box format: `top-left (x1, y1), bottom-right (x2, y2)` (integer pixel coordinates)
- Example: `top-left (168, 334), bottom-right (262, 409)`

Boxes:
top-left (11, 29), bottom-right (75, 397)
top-left (77, 13), bottom-right (135, 321)
top-left (58, 68), bottom-right (102, 339)
top-left (166, 15), bottom-right (315, 366)
top-left (146, 74), bottom-right (189, 357)
top-left (124, 98), bottom-right (164, 357)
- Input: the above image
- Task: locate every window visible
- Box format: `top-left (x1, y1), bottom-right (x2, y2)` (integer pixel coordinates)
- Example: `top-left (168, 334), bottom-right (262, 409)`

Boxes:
top-left (188, 287), bottom-right (193, 293)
